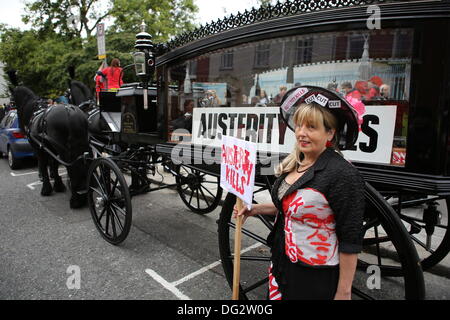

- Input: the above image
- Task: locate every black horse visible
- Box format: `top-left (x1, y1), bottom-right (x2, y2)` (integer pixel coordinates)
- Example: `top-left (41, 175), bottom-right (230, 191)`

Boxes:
top-left (68, 80), bottom-right (110, 135)
top-left (12, 86), bottom-right (90, 209)
top-left (69, 80), bottom-right (93, 107)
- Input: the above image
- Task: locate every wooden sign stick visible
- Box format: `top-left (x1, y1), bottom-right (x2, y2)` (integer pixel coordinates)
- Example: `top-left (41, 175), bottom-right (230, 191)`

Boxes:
top-left (232, 198), bottom-right (244, 300)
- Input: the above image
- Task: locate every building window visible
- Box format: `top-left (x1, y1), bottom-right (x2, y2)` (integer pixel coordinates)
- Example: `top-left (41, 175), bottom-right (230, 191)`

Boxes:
top-left (220, 51), bottom-right (234, 70)
top-left (296, 38), bottom-right (313, 64)
top-left (348, 34), bottom-right (365, 60)
top-left (392, 31), bottom-right (413, 58)
top-left (254, 43), bottom-right (270, 67)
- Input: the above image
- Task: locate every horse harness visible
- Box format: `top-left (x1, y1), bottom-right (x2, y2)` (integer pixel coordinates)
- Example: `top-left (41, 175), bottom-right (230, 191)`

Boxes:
top-left (27, 102), bottom-right (75, 158)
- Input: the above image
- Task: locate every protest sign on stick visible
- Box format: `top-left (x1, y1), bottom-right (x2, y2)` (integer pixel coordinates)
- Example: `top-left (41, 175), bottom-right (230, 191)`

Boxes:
top-left (220, 135), bottom-right (257, 300)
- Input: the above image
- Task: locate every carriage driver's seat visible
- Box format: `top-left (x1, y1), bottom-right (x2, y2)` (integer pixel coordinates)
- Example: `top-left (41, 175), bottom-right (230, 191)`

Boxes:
top-left (115, 84), bottom-right (158, 134)
top-left (98, 91), bottom-right (122, 132)
top-left (100, 83), bottom-right (158, 133)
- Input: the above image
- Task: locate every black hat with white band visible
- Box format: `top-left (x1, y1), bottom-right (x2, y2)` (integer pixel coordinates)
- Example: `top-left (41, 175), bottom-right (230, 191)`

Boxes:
top-left (279, 85), bottom-right (360, 150)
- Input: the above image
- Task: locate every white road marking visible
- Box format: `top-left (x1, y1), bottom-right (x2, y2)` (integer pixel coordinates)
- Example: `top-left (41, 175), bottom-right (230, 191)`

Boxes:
top-left (27, 181), bottom-right (42, 190)
top-left (145, 269), bottom-right (192, 300)
top-left (145, 242), bottom-right (263, 299)
top-left (172, 242), bottom-right (262, 287)
top-left (11, 169), bottom-right (67, 177)
top-left (171, 261), bottom-right (222, 288)
top-left (11, 171), bottom-right (38, 177)
top-left (26, 174), bottom-right (68, 190)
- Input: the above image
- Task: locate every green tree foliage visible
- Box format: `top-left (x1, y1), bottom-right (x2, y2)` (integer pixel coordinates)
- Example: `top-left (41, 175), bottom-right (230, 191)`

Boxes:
top-left (111, 0), bottom-right (198, 42)
top-left (1, 0), bottom-right (198, 97)
top-left (23, 0), bottom-right (112, 39)
top-left (0, 26), bottom-right (136, 97)
top-left (0, 27), bottom-right (75, 97)
top-left (22, 0), bottom-right (198, 42)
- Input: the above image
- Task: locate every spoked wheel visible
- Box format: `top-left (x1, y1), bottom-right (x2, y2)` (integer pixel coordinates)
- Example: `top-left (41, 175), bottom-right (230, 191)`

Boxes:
top-left (355, 183), bottom-right (425, 299)
top-left (175, 164), bottom-right (223, 214)
top-left (87, 157), bottom-right (132, 245)
top-left (218, 183), bottom-right (425, 300)
top-left (379, 192), bottom-right (450, 272)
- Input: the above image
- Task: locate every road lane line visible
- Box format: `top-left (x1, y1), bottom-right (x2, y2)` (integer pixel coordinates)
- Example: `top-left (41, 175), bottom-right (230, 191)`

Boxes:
top-left (171, 242), bottom-right (263, 287)
top-left (11, 169), bottom-right (67, 177)
top-left (11, 171), bottom-right (38, 177)
top-left (145, 269), bottom-right (192, 300)
top-left (171, 261), bottom-right (222, 287)
top-left (27, 175), bottom-right (68, 190)
top-left (27, 181), bottom-right (43, 190)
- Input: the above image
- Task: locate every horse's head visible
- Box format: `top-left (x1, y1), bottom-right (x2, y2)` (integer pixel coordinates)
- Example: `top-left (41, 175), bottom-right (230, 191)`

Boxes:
top-left (69, 80), bottom-right (93, 107)
top-left (12, 86), bottom-right (39, 132)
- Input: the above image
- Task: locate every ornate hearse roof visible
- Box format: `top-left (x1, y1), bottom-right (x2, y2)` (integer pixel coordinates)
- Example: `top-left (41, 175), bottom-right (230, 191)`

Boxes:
top-left (158, 0), bottom-right (425, 53)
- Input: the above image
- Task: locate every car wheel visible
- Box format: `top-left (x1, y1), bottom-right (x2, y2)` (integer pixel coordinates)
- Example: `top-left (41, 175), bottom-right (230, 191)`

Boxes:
top-left (7, 147), bottom-right (20, 170)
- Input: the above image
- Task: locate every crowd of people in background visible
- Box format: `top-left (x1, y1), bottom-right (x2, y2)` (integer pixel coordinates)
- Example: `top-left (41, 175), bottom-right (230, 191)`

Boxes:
top-left (338, 76), bottom-right (391, 101)
top-left (244, 76), bottom-right (391, 108)
top-left (0, 91), bottom-right (72, 123)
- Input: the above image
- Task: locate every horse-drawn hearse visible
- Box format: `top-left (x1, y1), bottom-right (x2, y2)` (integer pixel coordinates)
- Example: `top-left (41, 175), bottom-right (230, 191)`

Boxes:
top-left (151, 0), bottom-right (450, 300)
top-left (10, 0), bottom-right (450, 300)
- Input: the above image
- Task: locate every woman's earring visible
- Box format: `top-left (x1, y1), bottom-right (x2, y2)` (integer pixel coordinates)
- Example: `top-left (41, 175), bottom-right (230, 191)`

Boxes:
top-left (326, 140), bottom-right (333, 148)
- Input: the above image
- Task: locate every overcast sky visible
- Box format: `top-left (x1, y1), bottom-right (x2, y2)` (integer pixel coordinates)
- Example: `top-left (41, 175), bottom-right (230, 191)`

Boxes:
top-left (0, 0), bottom-right (265, 30)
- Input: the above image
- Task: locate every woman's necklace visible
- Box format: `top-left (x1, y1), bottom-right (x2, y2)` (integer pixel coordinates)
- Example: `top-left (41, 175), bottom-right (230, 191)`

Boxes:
top-left (296, 162), bottom-right (313, 173)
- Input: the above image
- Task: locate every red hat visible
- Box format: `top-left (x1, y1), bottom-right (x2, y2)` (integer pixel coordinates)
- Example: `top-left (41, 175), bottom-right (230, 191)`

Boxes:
top-left (369, 76), bottom-right (383, 87)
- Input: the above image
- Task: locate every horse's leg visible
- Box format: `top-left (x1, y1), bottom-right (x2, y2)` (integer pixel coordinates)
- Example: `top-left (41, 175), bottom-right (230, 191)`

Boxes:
top-left (38, 151), bottom-right (53, 196)
top-left (51, 159), bottom-right (66, 192)
top-left (67, 162), bottom-right (87, 209)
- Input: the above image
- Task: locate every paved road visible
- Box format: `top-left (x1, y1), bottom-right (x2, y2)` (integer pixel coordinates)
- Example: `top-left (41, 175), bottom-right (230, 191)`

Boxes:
top-left (0, 158), bottom-right (449, 300)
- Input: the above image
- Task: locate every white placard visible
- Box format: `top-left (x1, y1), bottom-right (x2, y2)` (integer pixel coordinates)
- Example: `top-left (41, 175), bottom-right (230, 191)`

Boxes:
top-left (193, 105), bottom-right (398, 165)
top-left (220, 135), bottom-right (257, 208)
top-left (192, 107), bottom-right (292, 154)
top-left (342, 105), bottom-right (397, 164)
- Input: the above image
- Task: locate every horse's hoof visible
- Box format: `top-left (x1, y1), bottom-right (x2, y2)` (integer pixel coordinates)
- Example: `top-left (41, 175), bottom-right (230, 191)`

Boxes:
top-left (41, 183), bottom-right (53, 196)
top-left (53, 179), bottom-right (66, 193)
top-left (70, 194), bottom-right (87, 209)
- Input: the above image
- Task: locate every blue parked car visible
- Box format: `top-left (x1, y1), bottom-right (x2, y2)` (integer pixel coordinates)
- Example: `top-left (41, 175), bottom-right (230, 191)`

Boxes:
top-left (0, 109), bottom-right (35, 169)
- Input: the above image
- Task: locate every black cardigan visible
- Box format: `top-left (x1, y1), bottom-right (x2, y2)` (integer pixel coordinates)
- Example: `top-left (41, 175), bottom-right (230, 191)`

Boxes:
top-left (268, 148), bottom-right (365, 274)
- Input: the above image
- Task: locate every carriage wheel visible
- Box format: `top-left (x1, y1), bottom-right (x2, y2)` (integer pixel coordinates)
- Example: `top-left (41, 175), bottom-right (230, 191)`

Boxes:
top-left (377, 193), bottom-right (450, 272)
top-left (87, 157), bottom-right (132, 245)
top-left (175, 164), bottom-right (223, 214)
top-left (218, 183), bottom-right (425, 300)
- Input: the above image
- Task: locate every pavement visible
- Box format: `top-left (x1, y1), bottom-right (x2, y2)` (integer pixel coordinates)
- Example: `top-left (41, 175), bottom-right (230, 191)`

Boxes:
top-left (0, 157), bottom-right (449, 300)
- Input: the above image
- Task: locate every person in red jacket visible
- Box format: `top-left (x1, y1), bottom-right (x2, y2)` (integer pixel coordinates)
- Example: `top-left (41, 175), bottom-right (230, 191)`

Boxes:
top-left (95, 71), bottom-right (106, 92)
top-left (102, 58), bottom-right (123, 90)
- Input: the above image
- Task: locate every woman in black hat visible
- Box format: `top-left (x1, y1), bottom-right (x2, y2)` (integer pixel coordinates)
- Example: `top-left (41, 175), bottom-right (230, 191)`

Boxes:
top-left (234, 86), bottom-right (365, 300)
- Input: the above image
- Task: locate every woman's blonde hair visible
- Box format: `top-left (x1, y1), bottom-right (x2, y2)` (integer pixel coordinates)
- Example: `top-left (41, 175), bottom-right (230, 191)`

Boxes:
top-left (275, 102), bottom-right (338, 176)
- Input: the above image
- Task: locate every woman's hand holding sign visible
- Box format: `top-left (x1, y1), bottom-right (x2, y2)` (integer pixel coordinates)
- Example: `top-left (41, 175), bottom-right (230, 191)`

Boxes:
top-left (233, 204), bottom-right (253, 225)
top-left (233, 203), bottom-right (277, 225)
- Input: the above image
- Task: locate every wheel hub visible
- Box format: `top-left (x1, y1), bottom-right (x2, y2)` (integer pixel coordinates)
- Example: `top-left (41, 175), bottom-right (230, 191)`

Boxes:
top-left (187, 173), bottom-right (202, 189)
top-left (95, 196), bottom-right (106, 209)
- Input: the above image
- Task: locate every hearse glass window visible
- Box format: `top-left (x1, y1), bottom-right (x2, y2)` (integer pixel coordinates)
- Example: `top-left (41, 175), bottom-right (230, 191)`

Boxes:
top-left (166, 28), bottom-right (413, 167)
